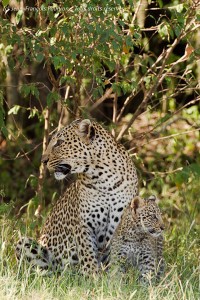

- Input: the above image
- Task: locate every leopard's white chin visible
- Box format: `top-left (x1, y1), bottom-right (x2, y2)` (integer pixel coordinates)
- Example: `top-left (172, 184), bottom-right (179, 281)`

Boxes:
top-left (54, 172), bottom-right (67, 180)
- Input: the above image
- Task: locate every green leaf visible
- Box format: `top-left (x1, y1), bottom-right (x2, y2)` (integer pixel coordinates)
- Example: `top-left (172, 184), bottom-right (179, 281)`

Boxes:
top-left (60, 75), bottom-right (76, 85)
top-left (2, 0), bottom-right (10, 7)
top-left (157, 0), bottom-right (163, 8)
top-left (5, 45), bottom-right (13, 54)
top-left (188, 164), bottom-right (200, 177)
top-left (46, 91), bottom-right (60, 107)
top-left (111, 40), bottom-right (120, 52)
top-left (174, 164), bottom-right (200, 186)
top-left (174, 26), bottom-right (181, 37)
top-left (20, 85), bottom-right (31, 97)
top-left (61, 24), bottom-right (68, 35)
top-left (144, 75), bottom-right (153, 89)
top-left (174, 4), bottom-right (184, 13)
top-left (16, 10), bottom-right (23, 25)
top-left (121, 81), bottom-right (132, 94)
top-left (158, 22), bottom-right (172, 40)
top-left (1, 126), bottom-right (8, 138)
top-left (52, 56), bottom-right (66, 70)
top-left (125, 36), bottom-right (133, 47)
top-left (20, 84), bottom-right (39, 99)
top-left (176, 12), bottom-right (185, 26)
top-left (0, 101), bottom-right (8, 138)
top-left (104, 60), bottom-right (115, 72)
top-left (118, 20), bottom-right (125, 27)
top-left (30, 86), bottom-right (39, 99)
top-left (35, 53), bottom-right (44, 63)
top-left (112, 83), bottom-right (121, 95)
top-left (155, 113), bottom-right (172, 127)
top-left (195, 48), bottom-right (200, 57)
top-left (174, 169), bottom-right (189, 186)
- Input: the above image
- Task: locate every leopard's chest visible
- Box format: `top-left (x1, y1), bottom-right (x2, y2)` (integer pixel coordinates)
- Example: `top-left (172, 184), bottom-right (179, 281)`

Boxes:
top-left (78, 184), bottom-right (134, 248)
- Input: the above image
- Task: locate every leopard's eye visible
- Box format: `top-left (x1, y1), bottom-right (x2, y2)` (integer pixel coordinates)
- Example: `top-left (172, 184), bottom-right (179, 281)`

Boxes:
top-left (54, 139), bottom-right (64, 147)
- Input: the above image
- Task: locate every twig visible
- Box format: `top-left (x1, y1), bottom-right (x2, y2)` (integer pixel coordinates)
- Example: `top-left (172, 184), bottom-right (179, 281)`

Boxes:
top-left (1, 142), bottom-right (42, 160)
top-left (116, 90), bottom-right (141, 122)
top-left (36, 108), bottom-right (50, 205)
top-left (129, 0), bottom-right (143, 29)
top-left (58, 85), bottom-right (70, 131)
top-left (89, 87), bottom-right (113, 112)
top-left (37, 0), bottom-right (43, 28)
top-left (138, 167), bottom-right (184, 176)
top-left (128, 127), bottom-right (200, 153)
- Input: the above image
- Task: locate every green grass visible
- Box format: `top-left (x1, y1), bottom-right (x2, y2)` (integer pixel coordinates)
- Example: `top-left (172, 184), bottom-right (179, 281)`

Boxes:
top-left (0, 180), bottom-right (199, 300)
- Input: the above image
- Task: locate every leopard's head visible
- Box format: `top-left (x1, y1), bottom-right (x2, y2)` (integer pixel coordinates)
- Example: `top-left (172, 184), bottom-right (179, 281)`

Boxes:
top-left (130, 195), bottom-right (164, 237)
top-left (41, 119), bottom-right (115, 180)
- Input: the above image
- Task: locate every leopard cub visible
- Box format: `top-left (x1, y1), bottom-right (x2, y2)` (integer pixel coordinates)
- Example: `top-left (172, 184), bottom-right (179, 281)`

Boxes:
top-left (110, 195), bottom-right (165, 283)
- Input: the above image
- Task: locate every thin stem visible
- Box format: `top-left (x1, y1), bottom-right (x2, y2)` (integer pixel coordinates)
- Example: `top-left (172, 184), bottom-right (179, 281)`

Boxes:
top-left (89, 88), bottom-right (113, 112)
top-left (112, 60), bottom-right (120, 137)
top-left (128, 127), bottom-right (200, 153)
top-left (37, 108), bottom-right (50, 206)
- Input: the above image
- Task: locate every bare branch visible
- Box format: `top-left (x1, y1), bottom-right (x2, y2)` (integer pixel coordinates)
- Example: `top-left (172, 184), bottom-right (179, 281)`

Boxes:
top-left (89, 87), bottom-right (113, 112)
top-left (128, 127), bottom-right (200, 153)
top-left (58, 85), bottom-right (70, 131)
top-left (116, 90), bottom-right (141, 122)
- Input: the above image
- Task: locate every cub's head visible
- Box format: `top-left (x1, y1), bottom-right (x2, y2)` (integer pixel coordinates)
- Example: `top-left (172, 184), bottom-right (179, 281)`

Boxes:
top-left (41, 119), bottom-right (113, 180)
top-left (130, 195), bottom-right (164, 237)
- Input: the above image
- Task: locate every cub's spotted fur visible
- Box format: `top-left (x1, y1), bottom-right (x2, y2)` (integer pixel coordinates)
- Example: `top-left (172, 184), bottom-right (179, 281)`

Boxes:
top-left (111, 195), bottom-right (165, 282)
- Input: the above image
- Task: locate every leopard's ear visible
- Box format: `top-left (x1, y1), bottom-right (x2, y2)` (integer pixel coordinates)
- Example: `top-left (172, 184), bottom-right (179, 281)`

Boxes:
top-left (130, 196), bottom-right (145, 214)
top-left (76, 119), bottom-right (95, 143)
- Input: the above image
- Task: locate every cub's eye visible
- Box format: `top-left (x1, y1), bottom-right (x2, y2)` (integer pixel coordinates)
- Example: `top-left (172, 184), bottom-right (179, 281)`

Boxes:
top-left (54, 139), bottom-right (64, 147)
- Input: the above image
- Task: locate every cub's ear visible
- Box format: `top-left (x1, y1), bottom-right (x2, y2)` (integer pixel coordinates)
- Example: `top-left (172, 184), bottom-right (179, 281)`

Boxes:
top-left (76, 119), bottom-right (95, 144)
top-left (130, 196), bottom-right (145, 214)
top-left (148, 195), bottom-right (159, 204)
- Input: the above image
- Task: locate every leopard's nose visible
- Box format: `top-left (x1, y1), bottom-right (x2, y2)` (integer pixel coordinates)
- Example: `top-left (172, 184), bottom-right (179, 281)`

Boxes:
top-left (41, 154), bottom-right (49, 165)
top-left (160, 225), bottom-right (165, 231)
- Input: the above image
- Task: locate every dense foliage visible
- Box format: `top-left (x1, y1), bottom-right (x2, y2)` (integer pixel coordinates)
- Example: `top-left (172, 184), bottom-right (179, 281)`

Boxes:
top-left (0, 0), bottom-right (199, 210)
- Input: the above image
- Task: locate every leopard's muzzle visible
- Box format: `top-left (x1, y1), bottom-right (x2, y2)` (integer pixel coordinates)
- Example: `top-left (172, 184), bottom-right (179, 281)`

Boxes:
top-left (54, 163), bottom-right (71, 180)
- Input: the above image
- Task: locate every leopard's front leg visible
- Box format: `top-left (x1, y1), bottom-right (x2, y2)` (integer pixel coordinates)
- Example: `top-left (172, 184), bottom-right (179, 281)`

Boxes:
top-left (75, 224), bottom-right (99, 274)
top-left (136, 248), bottom-right (158, 284)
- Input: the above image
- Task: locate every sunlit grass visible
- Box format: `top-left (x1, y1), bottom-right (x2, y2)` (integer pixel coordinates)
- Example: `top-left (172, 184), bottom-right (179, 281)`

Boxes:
top-left (0, 180), bottom-right (199, 300)
top-left (0, 258), bottom-right (199, 300)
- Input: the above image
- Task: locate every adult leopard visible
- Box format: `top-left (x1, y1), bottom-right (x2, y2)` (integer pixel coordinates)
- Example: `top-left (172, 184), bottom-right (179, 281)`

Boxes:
top-left (16, 119), bottom-right (138, 274)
